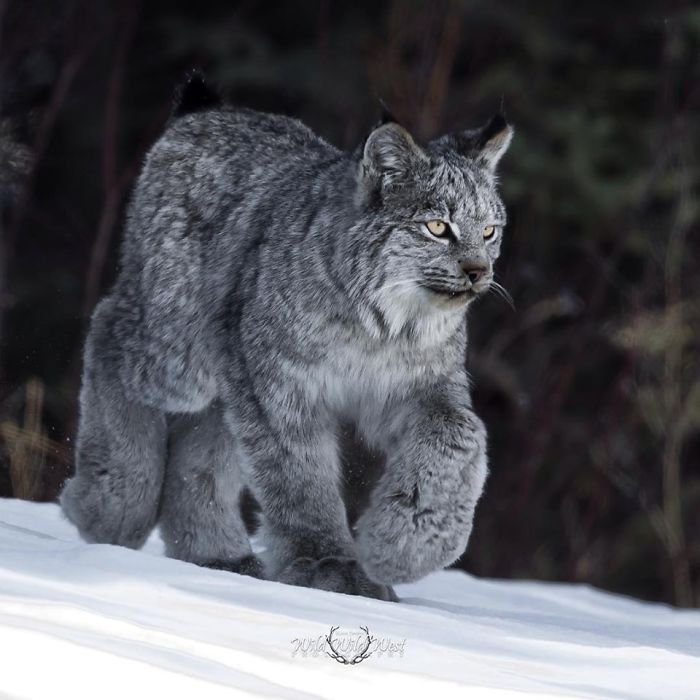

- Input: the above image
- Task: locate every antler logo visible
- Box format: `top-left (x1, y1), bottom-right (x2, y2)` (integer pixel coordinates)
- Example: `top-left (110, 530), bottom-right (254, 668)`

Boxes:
top-left (325, 626), bottom-right (375, 665)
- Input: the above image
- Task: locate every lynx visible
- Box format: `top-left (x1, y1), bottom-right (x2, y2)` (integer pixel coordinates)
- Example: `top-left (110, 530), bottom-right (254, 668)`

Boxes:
top-left (61, 75), bottom-right (512, 601)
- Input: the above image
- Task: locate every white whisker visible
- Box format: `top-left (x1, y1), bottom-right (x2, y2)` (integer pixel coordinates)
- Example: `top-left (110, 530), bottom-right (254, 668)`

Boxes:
top-left (488, 280), bottom-right (515, 310)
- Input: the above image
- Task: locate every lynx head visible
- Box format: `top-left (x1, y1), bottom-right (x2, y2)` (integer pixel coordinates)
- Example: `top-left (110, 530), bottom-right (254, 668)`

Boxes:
top-left (353, 114), bottom-right (512, 340)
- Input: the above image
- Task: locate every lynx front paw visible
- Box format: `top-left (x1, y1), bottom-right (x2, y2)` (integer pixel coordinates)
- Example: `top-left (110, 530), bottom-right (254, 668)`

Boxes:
top-left (356, 493), bottom-right (473, 585)
top-left (277, 556), bottom-right (398, 601)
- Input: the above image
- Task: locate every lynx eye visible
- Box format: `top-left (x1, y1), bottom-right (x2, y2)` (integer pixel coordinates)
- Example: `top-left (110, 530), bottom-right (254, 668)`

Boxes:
top-left (425, 220), bottom-right (449, 237)
top-left (483, 225), bottom-right (497, 239)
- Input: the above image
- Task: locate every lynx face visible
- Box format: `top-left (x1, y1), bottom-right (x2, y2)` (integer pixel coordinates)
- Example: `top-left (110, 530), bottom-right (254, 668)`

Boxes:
top-left (353, 116), bottom-right (512, 336)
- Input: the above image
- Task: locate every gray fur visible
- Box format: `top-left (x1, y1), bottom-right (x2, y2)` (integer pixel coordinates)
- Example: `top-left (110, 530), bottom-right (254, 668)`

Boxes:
top-left (60, 99), bottom-right (512, 600)
top-left (160, 401), bottom-right (254, 569)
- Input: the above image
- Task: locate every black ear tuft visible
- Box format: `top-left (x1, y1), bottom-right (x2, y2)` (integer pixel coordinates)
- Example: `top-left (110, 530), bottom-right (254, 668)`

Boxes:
top-left (172, 70), bottom-right (223, 118)
top-left (378, 98), bottom-right (400, 126)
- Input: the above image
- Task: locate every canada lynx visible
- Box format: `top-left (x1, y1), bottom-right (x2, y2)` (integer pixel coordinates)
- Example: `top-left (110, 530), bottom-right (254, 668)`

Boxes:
top-left (61, 75), bottom-right (512, 600)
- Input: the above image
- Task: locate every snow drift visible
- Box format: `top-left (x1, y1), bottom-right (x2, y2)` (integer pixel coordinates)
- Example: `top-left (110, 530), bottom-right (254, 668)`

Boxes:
top-left (1, 498), bottom-right (698, 699)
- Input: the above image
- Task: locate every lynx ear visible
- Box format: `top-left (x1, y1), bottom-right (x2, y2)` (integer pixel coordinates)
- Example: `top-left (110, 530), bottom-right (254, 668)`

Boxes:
top-left (439, 113), bottom-right (513, 173)
top-left (361, 122), bottom-right (428, 178)
top-left (474, 114), bottom-right (513, 171)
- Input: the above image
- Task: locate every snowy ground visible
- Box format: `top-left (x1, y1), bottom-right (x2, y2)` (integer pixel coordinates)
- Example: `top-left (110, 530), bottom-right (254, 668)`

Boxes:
top-left (0, 498), bottom-right (698, 699)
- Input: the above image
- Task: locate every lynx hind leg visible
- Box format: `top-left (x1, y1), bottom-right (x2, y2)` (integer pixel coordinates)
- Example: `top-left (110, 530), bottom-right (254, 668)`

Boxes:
top-left (60, 298), bottom-right (167, 548)
top-left (159, 403), bottom-right (261, 576)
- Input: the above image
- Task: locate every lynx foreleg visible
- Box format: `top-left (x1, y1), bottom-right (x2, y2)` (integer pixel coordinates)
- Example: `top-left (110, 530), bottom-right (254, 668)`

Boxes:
top-left (356, 379), bottom-right (488, 584)
top-left (229, 376), bottom-right (396, 601)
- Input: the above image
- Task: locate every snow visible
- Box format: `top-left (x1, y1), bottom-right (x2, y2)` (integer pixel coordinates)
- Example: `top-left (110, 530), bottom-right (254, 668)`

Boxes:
top-left (0, 498), bottom-right (698, 699)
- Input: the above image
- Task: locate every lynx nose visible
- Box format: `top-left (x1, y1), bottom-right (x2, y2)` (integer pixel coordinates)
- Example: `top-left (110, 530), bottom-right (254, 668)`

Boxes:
top-left (460, 261), bottom-right (488, 285)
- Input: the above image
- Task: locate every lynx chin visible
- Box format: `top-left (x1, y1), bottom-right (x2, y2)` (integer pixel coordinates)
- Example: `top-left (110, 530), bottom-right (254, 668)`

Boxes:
top-left (61, 74), bottom-right (513, 601)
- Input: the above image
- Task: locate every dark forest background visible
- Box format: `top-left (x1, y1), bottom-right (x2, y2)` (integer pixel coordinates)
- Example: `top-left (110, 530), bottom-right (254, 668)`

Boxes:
top-left (0, 0), bottom-right (698, 607)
